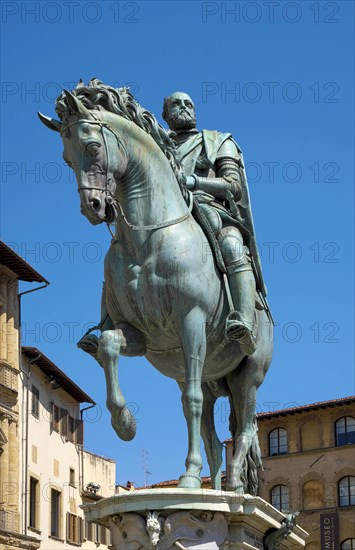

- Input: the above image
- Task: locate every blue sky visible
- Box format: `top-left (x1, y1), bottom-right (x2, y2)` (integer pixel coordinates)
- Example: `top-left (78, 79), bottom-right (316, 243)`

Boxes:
top-left (1, 0), bottom-right (354, 487)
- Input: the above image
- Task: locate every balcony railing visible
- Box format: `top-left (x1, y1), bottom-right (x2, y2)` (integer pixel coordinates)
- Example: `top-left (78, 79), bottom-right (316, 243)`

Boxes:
top-left (0, 362), bottom-right (18, 392)
top-left (0, 508), bottom-right (20, 533)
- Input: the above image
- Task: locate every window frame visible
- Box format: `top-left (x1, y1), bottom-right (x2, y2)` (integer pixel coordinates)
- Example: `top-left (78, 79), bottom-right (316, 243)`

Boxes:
top-left (28, 475), bottom-right (40, 531)
top-left (341, 539), bottom-right (355, 550)
top-left (50, 487), bottom-right (62, 538)
top-left (69, 467), bottom-right (76, 488)
top-left (66, 512), bottom-right (83, 545)
top-left (271, 484), bottom-right (289, 512)
top-left (269, 427), bottom-right (288, 456)
top-left (338, 476), bottom-right (355, 507)
top-left (335, 416), bottom-right (355, 446)
top-left (31, 385), bottom-right (40, 418)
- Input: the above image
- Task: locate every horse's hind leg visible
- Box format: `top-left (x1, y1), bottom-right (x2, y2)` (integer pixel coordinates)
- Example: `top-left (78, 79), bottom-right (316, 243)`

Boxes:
top-left (226, 355), bottom-right (263, 493)
top-left (177, 307), bottom-right (207, 489)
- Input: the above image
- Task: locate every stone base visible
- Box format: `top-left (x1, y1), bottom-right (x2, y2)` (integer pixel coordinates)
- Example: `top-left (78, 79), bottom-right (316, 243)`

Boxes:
top-left (82, 489), bottom-right (308, 549)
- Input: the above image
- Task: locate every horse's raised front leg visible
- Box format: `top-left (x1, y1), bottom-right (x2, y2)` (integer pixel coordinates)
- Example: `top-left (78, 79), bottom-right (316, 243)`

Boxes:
top-left (177, 307), bottom-right (206, 489)
top-left (97, 328), bottom-right (135, 441)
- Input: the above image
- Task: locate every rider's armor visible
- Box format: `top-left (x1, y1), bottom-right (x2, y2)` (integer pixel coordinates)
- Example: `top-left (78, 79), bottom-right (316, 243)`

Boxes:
top-left (173, 130), bottom-right (258, 355)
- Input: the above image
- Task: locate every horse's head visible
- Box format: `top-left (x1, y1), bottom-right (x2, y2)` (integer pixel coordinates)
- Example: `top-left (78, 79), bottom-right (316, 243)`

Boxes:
top-left (38, 90), bottom-right (127, 225)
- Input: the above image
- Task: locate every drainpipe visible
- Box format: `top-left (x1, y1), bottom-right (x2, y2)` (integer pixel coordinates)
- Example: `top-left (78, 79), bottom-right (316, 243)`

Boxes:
top-left (18, 281), bottom-right (48, 535)
top-left (79, 403), bottom-right (96, 492)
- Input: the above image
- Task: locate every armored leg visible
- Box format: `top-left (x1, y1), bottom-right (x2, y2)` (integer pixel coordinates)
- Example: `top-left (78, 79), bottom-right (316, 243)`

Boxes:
top-left (218, 227), bottom-right (256, 355)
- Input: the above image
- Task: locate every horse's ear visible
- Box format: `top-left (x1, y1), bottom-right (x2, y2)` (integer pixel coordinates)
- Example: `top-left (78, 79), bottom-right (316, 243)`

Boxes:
top-left (63, 89), bottom-right (91, 118)
top-left (38, 112), bottom-right (62, 132)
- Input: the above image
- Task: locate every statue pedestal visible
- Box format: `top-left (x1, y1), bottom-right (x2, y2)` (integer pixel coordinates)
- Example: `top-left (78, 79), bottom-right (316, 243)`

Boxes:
top-left (82, 489), bottom-right (308, 549)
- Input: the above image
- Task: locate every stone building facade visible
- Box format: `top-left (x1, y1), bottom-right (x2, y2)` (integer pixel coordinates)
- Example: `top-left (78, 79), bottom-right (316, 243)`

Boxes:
top-left (226, 397), bottom-right (355, 549)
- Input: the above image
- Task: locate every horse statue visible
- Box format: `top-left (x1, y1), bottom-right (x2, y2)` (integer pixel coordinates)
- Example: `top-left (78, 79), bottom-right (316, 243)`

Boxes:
top-left (38, 79), bottom-right (273, 493)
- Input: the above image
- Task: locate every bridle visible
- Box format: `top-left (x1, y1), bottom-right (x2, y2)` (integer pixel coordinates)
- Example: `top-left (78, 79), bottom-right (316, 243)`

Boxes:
top-left (61, 111), bottom-right (120, 199)
top-left (61, 114), bottom-right (193, 237)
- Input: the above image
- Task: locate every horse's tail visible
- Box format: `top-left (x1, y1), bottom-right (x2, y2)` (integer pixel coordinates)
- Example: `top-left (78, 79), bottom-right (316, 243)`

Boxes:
top-left (240, 423), bottom-right (263, 495)
top-left (228, 409), bottom-right (262, 496)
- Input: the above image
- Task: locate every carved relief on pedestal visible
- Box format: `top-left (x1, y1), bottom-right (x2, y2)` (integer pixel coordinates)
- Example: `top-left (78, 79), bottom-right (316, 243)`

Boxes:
top-left (110, 510), bottom-right (228, 550)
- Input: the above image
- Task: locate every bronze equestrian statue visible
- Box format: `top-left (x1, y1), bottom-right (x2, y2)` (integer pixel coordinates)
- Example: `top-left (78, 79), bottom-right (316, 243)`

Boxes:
top-left (38, 79), bottom-right (273, 494)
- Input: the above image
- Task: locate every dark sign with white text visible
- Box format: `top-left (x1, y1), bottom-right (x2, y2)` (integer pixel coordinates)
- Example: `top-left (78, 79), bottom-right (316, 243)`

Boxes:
top-left (320, 513), bottom-right (339, 550)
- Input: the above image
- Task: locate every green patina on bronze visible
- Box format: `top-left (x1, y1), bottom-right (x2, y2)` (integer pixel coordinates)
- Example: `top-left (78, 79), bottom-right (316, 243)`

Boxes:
top-left (38, 79), bottom-right (273, 494)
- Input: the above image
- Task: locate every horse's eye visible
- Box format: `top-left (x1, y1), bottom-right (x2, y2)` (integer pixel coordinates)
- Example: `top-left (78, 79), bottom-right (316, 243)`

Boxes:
top-left (86, 143), bottom-right (101, 156)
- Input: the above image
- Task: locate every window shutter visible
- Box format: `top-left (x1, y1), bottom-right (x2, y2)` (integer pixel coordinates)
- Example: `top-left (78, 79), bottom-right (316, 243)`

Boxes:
top-left (75, 419), bottom-right (84, 446)
top-left (66, 512), bottom-right (70, 542)
top-left (50, 401), bottom-right (54, 433)
top-left (60, 408), bottom-right (68, 438)
top-left (68, 416), bottom-right (75, 443)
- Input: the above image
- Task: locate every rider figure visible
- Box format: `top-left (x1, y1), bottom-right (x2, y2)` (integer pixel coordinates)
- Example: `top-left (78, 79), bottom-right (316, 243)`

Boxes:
top-left (163, 92), bottom-right (266, 356)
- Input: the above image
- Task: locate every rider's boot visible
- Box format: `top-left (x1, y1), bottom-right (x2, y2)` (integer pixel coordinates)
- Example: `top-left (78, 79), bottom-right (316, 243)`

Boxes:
top-left (225, 266), bottom-right (256, 355)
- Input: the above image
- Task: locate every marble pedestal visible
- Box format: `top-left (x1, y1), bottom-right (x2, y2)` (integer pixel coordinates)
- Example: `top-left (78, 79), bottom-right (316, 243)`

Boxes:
top-left (82, 489), bottom-right (308, 549)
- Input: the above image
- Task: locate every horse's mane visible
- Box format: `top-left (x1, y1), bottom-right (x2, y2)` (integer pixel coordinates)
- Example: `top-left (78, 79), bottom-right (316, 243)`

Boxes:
top-left (55, 78), bottom-right (187, 196)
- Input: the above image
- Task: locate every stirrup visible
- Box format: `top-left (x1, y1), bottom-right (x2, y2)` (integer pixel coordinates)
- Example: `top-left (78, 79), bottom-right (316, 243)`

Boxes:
top-left (225, 313), bottom-right (256, 355)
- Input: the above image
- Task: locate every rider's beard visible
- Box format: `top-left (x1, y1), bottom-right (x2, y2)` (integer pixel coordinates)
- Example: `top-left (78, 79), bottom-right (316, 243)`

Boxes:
top-left (168, 110), bottom-right (197, 131)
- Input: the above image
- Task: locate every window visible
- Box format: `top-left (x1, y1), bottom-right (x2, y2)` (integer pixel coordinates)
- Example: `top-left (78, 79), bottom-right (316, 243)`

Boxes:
top-left (66, 513), bottom-right (82, 545)
top-left (50, 488), bottom-right (61, 537)
top-left (339, 476), bottom-right (355, 507)
top-left (52, 404), bottom-right (60, 433)
top-left (336, 417), bottom-right (355, 446)
top-left (69, 468), bottom-right (75, 487)
top-left (31, 385), bottom-right (39, 418)
top-left (269, 428), bottom-right (287, 456)
top-left (271, 485), bottom-right (289, 512)
top-left (341, 540), bottom-right (355, 550)
top-left (29, 477), bottom-right (39, 529)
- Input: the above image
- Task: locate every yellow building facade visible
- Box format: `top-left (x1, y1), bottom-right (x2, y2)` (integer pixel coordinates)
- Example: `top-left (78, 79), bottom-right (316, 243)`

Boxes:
top-left (226, 397), bottom-right (355, 549)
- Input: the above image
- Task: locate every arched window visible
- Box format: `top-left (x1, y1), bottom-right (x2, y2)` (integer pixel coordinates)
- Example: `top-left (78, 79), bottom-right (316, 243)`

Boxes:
top-left (271, 485), bottom-right (289, 512)
top-left (341, 540), bottom-right (355, 550)
top-left (339, 476), bottom-right (355, 507)
top-left (269, 428), bottom-right (287, 456)
top-left (336, 417), bottom-right (355, 446)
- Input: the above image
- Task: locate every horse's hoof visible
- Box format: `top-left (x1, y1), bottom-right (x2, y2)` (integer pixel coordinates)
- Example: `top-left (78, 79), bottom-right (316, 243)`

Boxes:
top-left (111, 406), bottom-right (136, 442)
top-left (77, 334), bottom-right (99, 358)
top-left (177, 474), bottom-right (201, 489)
